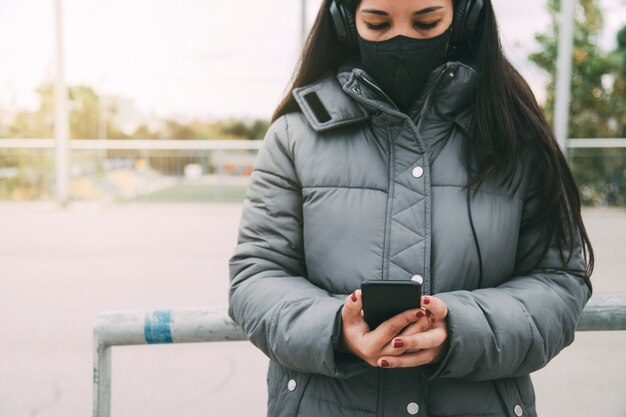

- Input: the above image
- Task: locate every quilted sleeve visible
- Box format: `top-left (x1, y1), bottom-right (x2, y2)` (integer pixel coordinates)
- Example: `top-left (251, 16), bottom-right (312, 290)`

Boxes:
top-left (228, 114), bottom-right (367, 378)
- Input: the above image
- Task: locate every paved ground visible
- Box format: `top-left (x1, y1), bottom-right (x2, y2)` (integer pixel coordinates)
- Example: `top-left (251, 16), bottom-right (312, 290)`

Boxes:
top-left (0, 203), bottom-right (624, 417)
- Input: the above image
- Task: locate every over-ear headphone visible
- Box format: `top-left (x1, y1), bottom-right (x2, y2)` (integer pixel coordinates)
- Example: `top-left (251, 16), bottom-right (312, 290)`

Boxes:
top-left (449, 0), bottom-right (485, 54)
top-left (329, 0), bottom-right (486, 54)
top-left (329, 0), bottom-right (359, 47)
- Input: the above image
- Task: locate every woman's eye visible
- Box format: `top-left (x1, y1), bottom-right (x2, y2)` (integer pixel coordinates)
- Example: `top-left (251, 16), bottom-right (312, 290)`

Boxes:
top-left (365, 22), bottom-right (390, 31)
top-left (414, 21), bottom-right (440, 30)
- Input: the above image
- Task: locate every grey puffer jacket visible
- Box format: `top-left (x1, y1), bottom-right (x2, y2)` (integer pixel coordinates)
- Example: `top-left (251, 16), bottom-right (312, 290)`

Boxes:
top-left (228, 58), bottom-right (591, 417)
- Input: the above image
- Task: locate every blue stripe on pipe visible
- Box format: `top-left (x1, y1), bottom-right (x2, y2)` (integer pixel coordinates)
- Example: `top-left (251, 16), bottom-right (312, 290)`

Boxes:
top-left (144, 310), bottom-right (174, 344)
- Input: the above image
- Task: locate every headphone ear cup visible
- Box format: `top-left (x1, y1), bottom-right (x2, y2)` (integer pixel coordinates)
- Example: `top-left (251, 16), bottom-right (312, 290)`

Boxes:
top-left (329, 0), bottom-right (359, 48)
top-left (449, 0), bottom-right (472, 53)
top-left (330, 1), bottom-right (348, 44)
top-left (464, 0), bottom-right (485, 37)
top-left (449, 0), bottom-right (486, 55)
top-left (342, 6), bottom-right (358, 48)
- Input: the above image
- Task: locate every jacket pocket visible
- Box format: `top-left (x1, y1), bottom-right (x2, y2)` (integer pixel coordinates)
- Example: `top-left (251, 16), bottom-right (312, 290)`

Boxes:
top-left (512, 375), bottom-right (536, 407)
top-left (267, 361), bottom-right (312, 417)
top-left (493, 377), bottom-right (537, 417)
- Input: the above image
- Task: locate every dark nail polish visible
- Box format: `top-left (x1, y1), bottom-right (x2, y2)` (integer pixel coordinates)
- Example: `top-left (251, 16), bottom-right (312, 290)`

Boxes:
top-left (416, 311), bottom-right (425, 319)
top-left (380, 360), bottom-right (390, 368)
top-left (423, 296), bottom-right (431, 305)
top-left (351, 292), bottom-right (357, 302)
top-left (394, 339), bottom-right (404, 348)
top-left (426, 309), bottom-right (432, 318)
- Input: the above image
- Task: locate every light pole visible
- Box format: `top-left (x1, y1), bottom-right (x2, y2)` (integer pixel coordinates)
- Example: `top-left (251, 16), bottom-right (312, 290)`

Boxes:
top-left (554, 0), bottom-right (576, 153)
top-left (99, 77), bottom-right (108, 141)
top-left (54, 0), bottom-right (69, 206)
top-left (300, 0), bottom-right (308, 47)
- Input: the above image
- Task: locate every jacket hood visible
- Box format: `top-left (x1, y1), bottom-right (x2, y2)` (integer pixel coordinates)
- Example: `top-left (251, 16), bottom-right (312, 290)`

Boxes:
top-left (291, 57), bottom-right (478, 133)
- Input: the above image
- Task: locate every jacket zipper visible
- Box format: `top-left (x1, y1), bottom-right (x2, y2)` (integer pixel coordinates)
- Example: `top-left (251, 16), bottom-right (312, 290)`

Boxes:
top-left (414, 67), bottom-right (449, 297)
top-left (383, 120), bottom-right (394, 280)
top-left (348, 67), bottom-right (451, 154)
top-left (345, 67), bottom-right (454, 416)
top-left (352, 66), bottom-right (451, 130)
top-left (415, 67), bottom-right (450, 134)
top-left (357, 73), bottom-right (401, 113)
top-left (346, 65), bottom-right (460, 416)
top-left (348, 74), bottom-right (398, 282)
top-left (347, 74), bottom-right (405, 120)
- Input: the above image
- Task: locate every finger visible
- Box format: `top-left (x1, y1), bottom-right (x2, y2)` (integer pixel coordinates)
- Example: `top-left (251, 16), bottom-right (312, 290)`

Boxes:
top-left (379, 314), bottom-right (431, 356)
top-left (400, 309), bottom-right (431, 335)
top-left (422, 295), bottom-right (448, 320)
top-left (342, 289), bottom-right (364, 326)
top-left (400, 308), bottom-right (432, 336)
top-left (378, 348), bottom-right (440, 368)
top-left (402, 325), bottom-right (447, 351)
top-left (369, 307), bottom-right (422, 347)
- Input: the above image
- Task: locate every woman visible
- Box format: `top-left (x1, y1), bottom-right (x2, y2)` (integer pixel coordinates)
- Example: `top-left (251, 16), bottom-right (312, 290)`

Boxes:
top-left (228, 0), bottom-right (595, 416)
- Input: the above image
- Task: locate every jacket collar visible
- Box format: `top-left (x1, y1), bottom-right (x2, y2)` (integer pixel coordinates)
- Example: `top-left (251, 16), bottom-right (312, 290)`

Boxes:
top-left (291, 72), bottom-right (369, 133)
top-left (292, 57), bottom-right (478, 132)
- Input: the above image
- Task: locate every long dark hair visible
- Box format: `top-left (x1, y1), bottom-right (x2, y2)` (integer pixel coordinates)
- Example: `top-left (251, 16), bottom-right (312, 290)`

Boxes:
top-left (272, 0), bottom-right (594, 284)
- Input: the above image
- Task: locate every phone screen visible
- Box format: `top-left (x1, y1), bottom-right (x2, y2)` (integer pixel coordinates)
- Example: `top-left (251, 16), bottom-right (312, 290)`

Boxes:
top-left (360, 280), bottom-right (422, 329)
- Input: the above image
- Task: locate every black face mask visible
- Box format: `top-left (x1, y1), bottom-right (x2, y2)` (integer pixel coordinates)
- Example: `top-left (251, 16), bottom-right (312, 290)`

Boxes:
top-left (357, 28), bottom-right (452, 111)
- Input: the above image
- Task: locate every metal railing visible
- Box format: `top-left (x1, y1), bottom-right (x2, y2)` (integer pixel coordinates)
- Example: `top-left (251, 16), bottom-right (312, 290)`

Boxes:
top-left (93, 292), bottom-right (626, 417)
top-left (567, 138), bottom-right (626, 148)
top-left (1, 137), bottom-right (622, 150)
top-left (0, 139), bottom-right (262, 202)
top-left (1, 138), bottom-right (625, 204)
top-left (0, 138), bottom-right (263, 150)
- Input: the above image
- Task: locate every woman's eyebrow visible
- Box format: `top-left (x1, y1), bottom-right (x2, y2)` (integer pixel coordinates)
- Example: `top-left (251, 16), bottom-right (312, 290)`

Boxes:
top-left (414, 6), bottom-right (443, 15)
top-left (360, 6), bottom-right (444, 16)
top-left (361, 9), bottom-right (388, 15)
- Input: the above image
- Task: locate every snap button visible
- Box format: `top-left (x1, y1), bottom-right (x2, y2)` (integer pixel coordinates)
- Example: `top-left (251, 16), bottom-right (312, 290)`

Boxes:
top-left (411, 275), bottom-right (423, 284)
top-left (287, 379), bottom-right (297, 391)
top-left (407, 402), bottom-right (419, 415)
top-left (514, 404), bottom-right (523, 416)
top-left (352, 86), bottom-right (361, 93)
top-left (412, 166), bottom-right (424, 178)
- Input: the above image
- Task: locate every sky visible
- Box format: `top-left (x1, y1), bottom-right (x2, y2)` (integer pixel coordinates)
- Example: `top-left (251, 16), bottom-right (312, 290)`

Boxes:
top-left (0, 0), bottom-right (624, 121)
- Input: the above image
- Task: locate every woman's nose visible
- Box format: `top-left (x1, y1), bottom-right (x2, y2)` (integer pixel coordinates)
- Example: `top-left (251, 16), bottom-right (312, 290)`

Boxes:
top-left (383, 25), bottom-right (420, 40)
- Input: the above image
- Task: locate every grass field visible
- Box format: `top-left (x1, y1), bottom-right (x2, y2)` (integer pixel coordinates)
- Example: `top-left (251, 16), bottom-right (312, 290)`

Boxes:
top-left (132, 183), bottom-right (248, 203)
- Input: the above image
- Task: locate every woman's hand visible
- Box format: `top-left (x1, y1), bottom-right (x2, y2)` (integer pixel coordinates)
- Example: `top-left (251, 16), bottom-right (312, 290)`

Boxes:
top-left (340, 289), bottom-right (423, 367)
top-left (377, 295), bottom-right (449, 368)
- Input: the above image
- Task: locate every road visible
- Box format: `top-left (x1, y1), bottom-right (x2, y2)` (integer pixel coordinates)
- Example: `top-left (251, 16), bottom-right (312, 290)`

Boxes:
top-left (0, 203), bottom-right (624, 417)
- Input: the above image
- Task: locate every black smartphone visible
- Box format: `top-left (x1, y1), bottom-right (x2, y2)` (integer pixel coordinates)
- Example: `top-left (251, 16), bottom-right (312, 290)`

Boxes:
top-left (360, 280), bottom-right (422, 330)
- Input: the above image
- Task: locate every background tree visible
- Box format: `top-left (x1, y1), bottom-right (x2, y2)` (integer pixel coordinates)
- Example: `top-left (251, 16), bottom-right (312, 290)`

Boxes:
top-left (607, 25), bottom-right (626, 137)
top-left (0, 83), bottom-right (271, 199)
top-left (219, 118), bottom-right (269, 140)
top-left (4, 83), bottom-right (125, 139)
top-left (2, 83), bottom-right (270, 141)
top-left (529, 1), bottom-right (626, 206)
top-left (529, 0), bottom-right (615, 137)
top-left (8, 84), bottom-right (54, 138)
